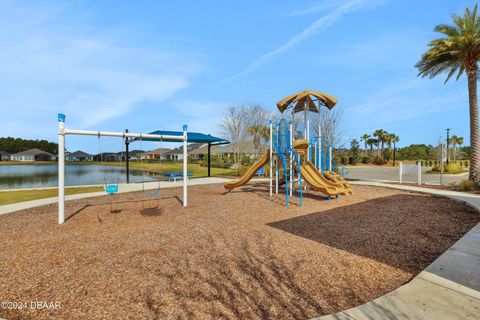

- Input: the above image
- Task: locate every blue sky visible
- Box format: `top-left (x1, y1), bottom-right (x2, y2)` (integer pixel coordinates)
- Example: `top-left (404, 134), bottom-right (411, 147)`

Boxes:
top-left (0, 0), bottom-right (477, 152)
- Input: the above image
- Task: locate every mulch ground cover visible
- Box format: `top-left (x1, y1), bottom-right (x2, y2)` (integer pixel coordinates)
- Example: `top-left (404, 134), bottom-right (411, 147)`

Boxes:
top-left (0, 183), bottom-right (478, 320)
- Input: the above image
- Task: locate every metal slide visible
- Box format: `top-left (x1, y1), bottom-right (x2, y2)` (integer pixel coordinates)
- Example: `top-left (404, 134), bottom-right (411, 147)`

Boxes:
top-left (224, 151), bottom-right (269, 191)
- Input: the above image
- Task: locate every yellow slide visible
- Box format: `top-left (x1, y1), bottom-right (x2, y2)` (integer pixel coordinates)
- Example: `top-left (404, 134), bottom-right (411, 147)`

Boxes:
top-left (224, 151), bottom-right (269, 191)
top-left (301, 161), bottom-right (351, 195)
top-left (324, 171), bottom-right (352, 191)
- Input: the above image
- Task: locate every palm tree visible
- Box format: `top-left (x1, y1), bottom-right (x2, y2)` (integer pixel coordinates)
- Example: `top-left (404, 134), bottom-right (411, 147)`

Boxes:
top-left (373, 129), bottom-right (385, 158)
top-left (392, 134), bottom-right (400, 149)
top-left (450, 135), bottom-right (465, 162)
top-left (360, 134), bottom-right (370, 156)
top-left (384, 133), bottom-right (394, 150)
top-left (367, 138), bottom-right (378, 156)
top-left (416, 5), bottom-right (480, 182)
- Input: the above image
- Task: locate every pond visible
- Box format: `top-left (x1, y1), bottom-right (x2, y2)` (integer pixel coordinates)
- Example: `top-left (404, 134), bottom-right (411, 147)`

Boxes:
top-left (0, 165), bottom-right (157, 189)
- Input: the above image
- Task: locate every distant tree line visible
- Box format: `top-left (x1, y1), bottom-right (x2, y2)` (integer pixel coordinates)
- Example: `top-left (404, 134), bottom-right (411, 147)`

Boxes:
top-left (339, 129), bottom-right (400, 165)
top-left (341, 140), bottom-right (470, 166)
top-left (0, 137), bottom-right (58, 154)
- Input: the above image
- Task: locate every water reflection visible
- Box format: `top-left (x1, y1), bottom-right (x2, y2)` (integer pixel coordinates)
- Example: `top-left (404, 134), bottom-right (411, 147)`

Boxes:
top-left (0, 165), bottom-right (157, 189)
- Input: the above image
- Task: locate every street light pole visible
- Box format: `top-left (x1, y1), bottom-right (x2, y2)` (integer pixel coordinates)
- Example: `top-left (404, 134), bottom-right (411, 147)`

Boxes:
top-left (446, 128), bottom-right (450, 165)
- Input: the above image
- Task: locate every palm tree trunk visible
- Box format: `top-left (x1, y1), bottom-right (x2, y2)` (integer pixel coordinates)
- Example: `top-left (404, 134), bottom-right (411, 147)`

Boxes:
top-left (468, 68), bottom-right (480, 182)
top-left (364, 142), bottom-right (368, 156)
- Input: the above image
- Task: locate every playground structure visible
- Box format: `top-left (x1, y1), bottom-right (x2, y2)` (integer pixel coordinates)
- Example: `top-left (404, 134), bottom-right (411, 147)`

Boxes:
top-left (224, 90), bottom-right (352, 206)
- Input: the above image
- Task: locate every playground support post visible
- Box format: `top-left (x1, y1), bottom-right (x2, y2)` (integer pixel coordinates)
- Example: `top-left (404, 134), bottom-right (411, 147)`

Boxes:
top-left (183, 125), bottom-right (188, 207)
top-left (306, 111), bottom-right (310, 160)
top-left (318, 124), bottom-right (321, 170)
top-left (417, 161), bottom-right (422, 185)
top-left (58, 114), bottom-right (65, 225)
top-left (399, 162), bottom-right (403, 184)
top-left (329, 146), bottom-right (332, 171)
top-left (269, 121), bottom-right (273, 198)
top-left (289, 122), bottom-right (293, 197)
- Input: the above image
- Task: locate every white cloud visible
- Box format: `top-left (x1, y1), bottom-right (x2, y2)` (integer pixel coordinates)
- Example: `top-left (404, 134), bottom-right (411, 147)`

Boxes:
top-left (288, 0), bottom-right (387, 16)
top-left (343, 79), bottom-right (465, 138)
top-left (287, 0), bottom-right (352, 16)
top-left (221, 0), bottom-right (384, 84)
top-left (325, 28), bottom-right (427, 67)
top-left (0, 2), bottom-right (200, 138)
top-left (173, 100), bottom-right (226, 136)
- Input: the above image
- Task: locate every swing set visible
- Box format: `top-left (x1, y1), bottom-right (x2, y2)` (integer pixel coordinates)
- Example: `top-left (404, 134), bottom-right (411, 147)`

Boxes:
top-left (57, 113), bottom-right (188, 224)
top-left (96, 135), bottom-right (162, 213)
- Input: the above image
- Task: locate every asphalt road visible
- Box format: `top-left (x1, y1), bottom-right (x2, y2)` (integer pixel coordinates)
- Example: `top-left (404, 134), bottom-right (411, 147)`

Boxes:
top-left (344, 166), bottom-right (469, 185)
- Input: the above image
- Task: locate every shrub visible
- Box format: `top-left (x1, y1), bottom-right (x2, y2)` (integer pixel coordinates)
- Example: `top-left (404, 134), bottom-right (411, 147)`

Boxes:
top-left (241, 156), bottom-right (254, 166)
top-left (340, 156), bottom-right (349, 165)
top-left (445, 163), bottom-right (463, 173)
top-left (432, 162), bottom-right (464, 173)
top-left (238, 165), bottom-right (249, 176)
top-left (464, 160), bottom-right (469, 168)
top-left (459, 180), bottom-right (475, 191)
top-left (373, 156), bottom-right (387, 165)
top-left (348, 156), bottom-right (356, 165)
top-left (361, 156), bottom-right (370, 164)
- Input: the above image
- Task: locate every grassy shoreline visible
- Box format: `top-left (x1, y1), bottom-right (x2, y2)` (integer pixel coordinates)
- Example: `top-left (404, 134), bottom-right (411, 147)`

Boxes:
top-left (0, 186), bottom-right (103, 205)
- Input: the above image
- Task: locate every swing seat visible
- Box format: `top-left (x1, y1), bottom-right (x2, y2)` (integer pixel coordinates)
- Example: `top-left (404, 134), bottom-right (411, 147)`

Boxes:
top-left (105, 184), bottom-right (119, 195)
top-left (146, 189), bottom-right (160, 197)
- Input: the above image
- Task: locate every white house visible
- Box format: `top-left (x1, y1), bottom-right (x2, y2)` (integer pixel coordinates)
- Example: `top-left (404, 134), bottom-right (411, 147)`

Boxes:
top-left (65, 150), bottom-right (94, 162)
top-left (11, 148), bottom-right (55, 162)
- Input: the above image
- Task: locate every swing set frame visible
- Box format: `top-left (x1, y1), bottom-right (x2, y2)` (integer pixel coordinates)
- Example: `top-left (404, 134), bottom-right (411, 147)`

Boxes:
top-left (57, 113), bottom-right (188, 224)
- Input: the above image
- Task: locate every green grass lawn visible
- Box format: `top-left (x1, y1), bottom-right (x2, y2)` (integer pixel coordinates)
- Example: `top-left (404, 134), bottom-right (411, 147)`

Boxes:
top-left (0, 161), bottom-right (57, 166)
top-left (0, 186), bottom-right (103, 205)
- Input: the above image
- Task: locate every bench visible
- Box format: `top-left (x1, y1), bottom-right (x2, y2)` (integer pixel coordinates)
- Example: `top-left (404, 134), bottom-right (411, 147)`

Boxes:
top-left (164, 171), bottom-right (193, 182)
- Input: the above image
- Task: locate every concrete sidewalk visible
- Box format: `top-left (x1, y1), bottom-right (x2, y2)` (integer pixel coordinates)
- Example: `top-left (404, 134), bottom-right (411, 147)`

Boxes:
top-left (0, 177), bottom-right (231, 216)
top-left (316, 181), bottom-right (480, 320)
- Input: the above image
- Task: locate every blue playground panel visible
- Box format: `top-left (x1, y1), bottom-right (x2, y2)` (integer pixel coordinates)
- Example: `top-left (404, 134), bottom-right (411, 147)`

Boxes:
top-left (256, 166), bottom-right (265, 175)
top-left (164, 171), bottom-right (193, 181)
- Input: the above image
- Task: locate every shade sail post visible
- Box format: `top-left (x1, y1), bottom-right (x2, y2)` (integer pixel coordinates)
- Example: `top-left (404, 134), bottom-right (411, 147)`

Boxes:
top-left (183, 125), bottom-right (188, 207)
top-left (207, 142), bottom-right (211, 177)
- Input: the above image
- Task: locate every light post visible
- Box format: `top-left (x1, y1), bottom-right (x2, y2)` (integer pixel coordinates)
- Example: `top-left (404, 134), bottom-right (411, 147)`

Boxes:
top-left (446, 128), bottom-right (450, 165)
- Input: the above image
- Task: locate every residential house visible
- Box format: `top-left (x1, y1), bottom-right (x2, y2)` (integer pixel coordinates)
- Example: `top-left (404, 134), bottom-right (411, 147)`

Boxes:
top-left (162, 143), bottom-right (204, 161)
top-left (0, 150), bottom-right (11, 161)
top-left (11, 148), bottom-right (55, 162)
top-left (94, 152), bottom-right (121, 162)
top-left (189, 142), bottom-right (260, 160)
top-left (143, 148), bottom-right (172, 160)
top-left (127, 150), bottom-right (147, 160)
top-left (65, 150), bottom-right (94, 162)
